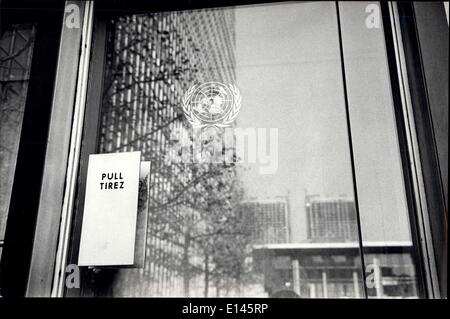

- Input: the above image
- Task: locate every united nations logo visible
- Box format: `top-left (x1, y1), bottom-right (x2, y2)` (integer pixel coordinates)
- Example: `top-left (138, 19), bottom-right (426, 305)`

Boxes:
top-left (182, 82), bottom-right (241, 128)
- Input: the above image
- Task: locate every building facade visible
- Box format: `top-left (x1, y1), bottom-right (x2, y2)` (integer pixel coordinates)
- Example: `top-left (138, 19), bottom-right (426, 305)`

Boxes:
top-left (305, 194), bottom-right (358, 242)
top-left (253, 242), bottom-right (419, 298)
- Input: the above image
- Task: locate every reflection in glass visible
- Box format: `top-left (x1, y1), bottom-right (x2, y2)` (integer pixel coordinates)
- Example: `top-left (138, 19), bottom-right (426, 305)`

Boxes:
top-left (76, 1), bottom-right (421, 298)
top-left (0, 24), bottom-right (36, 259)
top-left (339, 1), bottom-right (421, 298)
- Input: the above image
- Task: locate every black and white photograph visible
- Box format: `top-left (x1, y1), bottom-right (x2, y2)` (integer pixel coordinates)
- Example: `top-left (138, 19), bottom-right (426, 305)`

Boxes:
top-left (0, 0), bottom-right (447, 308)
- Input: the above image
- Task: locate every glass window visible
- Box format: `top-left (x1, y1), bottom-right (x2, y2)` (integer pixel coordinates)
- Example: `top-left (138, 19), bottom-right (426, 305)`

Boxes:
top-left (0, 23), bottom-right (36, 258)
top-left (73, 1), bottom-right (424, 298)
top-left (339, 1), bottom-right (421, 298)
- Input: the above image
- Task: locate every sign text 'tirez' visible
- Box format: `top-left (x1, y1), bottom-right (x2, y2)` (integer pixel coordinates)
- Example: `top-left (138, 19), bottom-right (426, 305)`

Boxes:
top-left (100, 172), bottom-right (125, 190)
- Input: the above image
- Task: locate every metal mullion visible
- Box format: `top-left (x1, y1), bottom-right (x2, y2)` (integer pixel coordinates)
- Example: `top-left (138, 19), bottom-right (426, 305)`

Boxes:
top-left (335, 1), bottom-right (368, 299)
top-left (386, 1), bottom-right (440, 298)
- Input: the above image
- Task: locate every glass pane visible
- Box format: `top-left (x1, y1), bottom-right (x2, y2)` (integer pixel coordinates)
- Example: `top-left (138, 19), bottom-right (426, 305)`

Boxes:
top-left (79, 1), bottom-right (366, 298)
top-left (339, 1), bottom-right (421, 298)
top-left (0, 23), bottom-right (36, 255)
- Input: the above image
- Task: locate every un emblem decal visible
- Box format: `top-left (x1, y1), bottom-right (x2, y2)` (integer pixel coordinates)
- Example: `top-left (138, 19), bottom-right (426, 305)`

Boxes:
top-left (182, 82), bottom-right (241, 128)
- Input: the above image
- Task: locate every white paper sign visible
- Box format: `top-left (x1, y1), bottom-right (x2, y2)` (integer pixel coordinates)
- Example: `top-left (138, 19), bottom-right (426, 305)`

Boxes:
top-left (78, 151), bottom-right (141, 266)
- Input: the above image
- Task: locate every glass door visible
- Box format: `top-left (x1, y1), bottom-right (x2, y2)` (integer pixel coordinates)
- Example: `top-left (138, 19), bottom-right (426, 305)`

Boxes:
top-left (66, 1), bottom-right (425, 298)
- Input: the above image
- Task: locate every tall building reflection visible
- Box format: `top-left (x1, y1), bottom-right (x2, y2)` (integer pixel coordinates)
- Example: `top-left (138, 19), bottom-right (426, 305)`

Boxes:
top-left (239, 198), bottom-right (290, 245)
top-left (305, 194), bottom-right (357, 242)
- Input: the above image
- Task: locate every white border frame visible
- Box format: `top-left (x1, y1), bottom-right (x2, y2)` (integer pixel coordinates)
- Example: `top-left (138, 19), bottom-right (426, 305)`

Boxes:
top-left (49, 0), bottom-right (94, 297)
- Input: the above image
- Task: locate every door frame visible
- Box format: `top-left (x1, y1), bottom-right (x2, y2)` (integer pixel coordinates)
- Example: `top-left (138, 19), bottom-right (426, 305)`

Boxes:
top-left (43, 0), bottom-right (447, 298)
